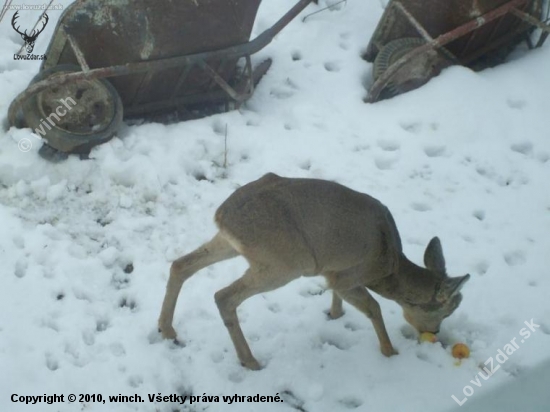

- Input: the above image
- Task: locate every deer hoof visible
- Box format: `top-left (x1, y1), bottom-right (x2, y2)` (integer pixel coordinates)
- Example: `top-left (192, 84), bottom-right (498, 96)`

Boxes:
top-left (158, 324), bottom-right (177, 340)
top-left (242, 358), bottom-right (262, 371)
top-left (381, 346), bottom-right (398, 357)
top-left (328, 308), bottom-right (344, 320)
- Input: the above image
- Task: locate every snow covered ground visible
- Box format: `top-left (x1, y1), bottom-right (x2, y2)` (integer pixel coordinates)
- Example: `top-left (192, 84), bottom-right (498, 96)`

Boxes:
top-left (1, 0), bottom-right (549, 411)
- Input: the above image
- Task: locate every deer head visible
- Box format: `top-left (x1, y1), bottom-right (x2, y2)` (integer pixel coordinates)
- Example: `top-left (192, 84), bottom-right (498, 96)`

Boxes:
top-left (400, 237), bottom-right (470, 334)
top-left (12, 12), bottom-right (49, 54)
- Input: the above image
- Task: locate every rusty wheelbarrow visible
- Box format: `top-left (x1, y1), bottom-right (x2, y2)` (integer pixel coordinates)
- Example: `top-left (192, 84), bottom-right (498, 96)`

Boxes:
top-left (8, 0), bottom-right (316, 159)
top-left (364, 0), bottom-right (550, 102)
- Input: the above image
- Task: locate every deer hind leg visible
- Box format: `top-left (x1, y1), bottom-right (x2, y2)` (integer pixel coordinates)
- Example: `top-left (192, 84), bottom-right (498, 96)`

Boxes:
top-left (158, 232), bottom-right (238, 340)
top-left (214, 264), bottom-right (295, 370)
top-left (335, 286), bottom-right (398, 357)
top-left (329, 292), bottom-right (344, 319)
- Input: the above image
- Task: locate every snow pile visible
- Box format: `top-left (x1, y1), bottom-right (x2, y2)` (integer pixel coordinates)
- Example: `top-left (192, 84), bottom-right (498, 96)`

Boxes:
top-left (1, 1), bottom-right (549, 411)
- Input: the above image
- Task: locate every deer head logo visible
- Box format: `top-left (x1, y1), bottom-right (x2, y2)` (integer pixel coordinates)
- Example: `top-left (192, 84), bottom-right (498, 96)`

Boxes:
top-left (12, 12), bottom-right (49, 54)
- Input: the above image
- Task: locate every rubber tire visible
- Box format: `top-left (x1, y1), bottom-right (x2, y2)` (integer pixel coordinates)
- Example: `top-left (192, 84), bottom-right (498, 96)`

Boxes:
top-left (20, 64), bottom-right (123, 156)
top-left (373, 37), bottom-right (427, 82)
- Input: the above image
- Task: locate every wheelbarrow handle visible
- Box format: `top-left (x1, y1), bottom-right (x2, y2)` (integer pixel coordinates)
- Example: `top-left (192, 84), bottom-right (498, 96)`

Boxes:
top-left (249, 0), bottom-right (316, 55)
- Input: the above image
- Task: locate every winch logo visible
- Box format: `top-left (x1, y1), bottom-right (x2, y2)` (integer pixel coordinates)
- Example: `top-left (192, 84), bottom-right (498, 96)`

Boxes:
top-left (12, 11), bottom-right (48, 59)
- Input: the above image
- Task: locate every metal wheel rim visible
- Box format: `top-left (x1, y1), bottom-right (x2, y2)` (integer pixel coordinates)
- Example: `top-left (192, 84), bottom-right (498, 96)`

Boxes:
top-left (36, 73), bottom-right (116, 136)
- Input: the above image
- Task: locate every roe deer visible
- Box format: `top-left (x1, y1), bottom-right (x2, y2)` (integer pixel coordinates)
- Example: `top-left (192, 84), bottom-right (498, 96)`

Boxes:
top-left (158, 173), bottom-right (469, 370)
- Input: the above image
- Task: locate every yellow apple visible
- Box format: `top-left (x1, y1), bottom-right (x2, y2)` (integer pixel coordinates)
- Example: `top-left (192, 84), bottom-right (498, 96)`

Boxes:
top-left (452, 343), bottom-right (470, 359)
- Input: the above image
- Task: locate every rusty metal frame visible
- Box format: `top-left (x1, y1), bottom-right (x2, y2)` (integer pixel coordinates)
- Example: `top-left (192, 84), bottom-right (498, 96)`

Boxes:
top-left (392, 1), bottom-right (459, 63)
top-left (66, 34), bottom-right (90, 73)
top-left (366, 0), bottom-right (550, 102)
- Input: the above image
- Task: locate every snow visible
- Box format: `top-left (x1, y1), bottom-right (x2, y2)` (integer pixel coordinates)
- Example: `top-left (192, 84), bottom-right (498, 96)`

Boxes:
top-left (1, 0), bottom-right (550, 411)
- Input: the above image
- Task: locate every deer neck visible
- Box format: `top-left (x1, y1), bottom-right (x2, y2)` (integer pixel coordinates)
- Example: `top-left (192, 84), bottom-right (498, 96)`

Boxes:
top-left (366, 254), bottom-right (441, 306)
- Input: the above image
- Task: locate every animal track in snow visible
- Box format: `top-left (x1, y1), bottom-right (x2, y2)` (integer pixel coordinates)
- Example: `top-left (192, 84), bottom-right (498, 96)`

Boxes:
top-left (319, 333), bottom-right (351, 350)
top-left (506, 99), bottom-right (526, 109)
top-left (344, 322), bottom-right (361, 332)
top-left (110, 342), bottom-right (126, 357)
top-left (128, 375), bottom-right (144, 388)
top-left (338, 397), bottom-right (363, 409)
top-left (270, 87), bottom-right (294, 100)
top-left (268, 303), bottom-right (281, 313)
top-left (112, 272), bottom-right (131, 290)
top-left (96, 318), bottom-right (109, 332)
top-left (424, 145), bottom-right (446, 157)
top-left (41, 316), bottom-right (60, 332)
top-left (510, 141), bottom-right (533, 156)
top-left (119, 297), bottom-right (138, 310)
top-left (503, 250), bottom-right (526, 266)
top-left (409, 167), bottom-right (433, 180)
top-left (14, 259), bottom-right (27, 278)
top-left (299, 160), bottom-right (312, 171)
top-left (502, 362), bottom-right (525, 377)
top-left (285, 78), bottom-right (299, 90)
top-left (472, 209), bottom-right (486, 221)
top-left (377, 139), bottom-right (400, 151)
top-left (410, 202), bottom-right (432, 212)
top-left (400, 121), bottom-right (422, 133)
top-left (475, 165), bottom-right (528, 187)
top-left (339, 31), bottom-right (351, 39)
top-left (474, 260), bottom-right (489, 275)
top-left (271, 78), bottom-right (298, 100)
top-left (353, 144), bottom-right (370, 152)
top-left (291, 50), bottom-right (302, 61)
top-left (462, 235), bottom-right (474, 243)
top-left (374, 156), bottom-right (397, 170)
top-left (324, 61), bottom-right (341, 72)
top-left (210, 351), bottom-right (225, 363)
top-left (45, 353), bottom-right (59, 371)
top-left (211, 120), bottom-right (226, 135)
top-left (228, 371), bottom-right (245, 383)
top-left (82, 330), bottom-right (95, 346)
top-left (400, 121), bottom-right (439, 133)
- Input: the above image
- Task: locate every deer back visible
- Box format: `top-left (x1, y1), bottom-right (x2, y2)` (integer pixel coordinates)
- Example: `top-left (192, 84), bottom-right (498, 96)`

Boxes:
top-left (215, 174), bottom-right (401, 277)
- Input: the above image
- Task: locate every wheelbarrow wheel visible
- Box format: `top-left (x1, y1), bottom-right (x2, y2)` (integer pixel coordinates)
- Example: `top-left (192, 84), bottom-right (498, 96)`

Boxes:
top-left (15, 64), bottom-right (123, 158)
top-left (373, 37), bottom-right (426, 81)
top-left (372, 37), bottom-right (449, 100)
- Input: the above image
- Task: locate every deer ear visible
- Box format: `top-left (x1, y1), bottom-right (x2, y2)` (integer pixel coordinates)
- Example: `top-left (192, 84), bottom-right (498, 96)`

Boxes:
top-left (424, 237), bottom-right (446, 273)
top-left (437, 274), bottom-right (470, 302)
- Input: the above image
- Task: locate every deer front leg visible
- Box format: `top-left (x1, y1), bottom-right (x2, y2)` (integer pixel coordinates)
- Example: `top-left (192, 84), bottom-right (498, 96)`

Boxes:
top-left (335, 287), bottom-right (398, 357)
